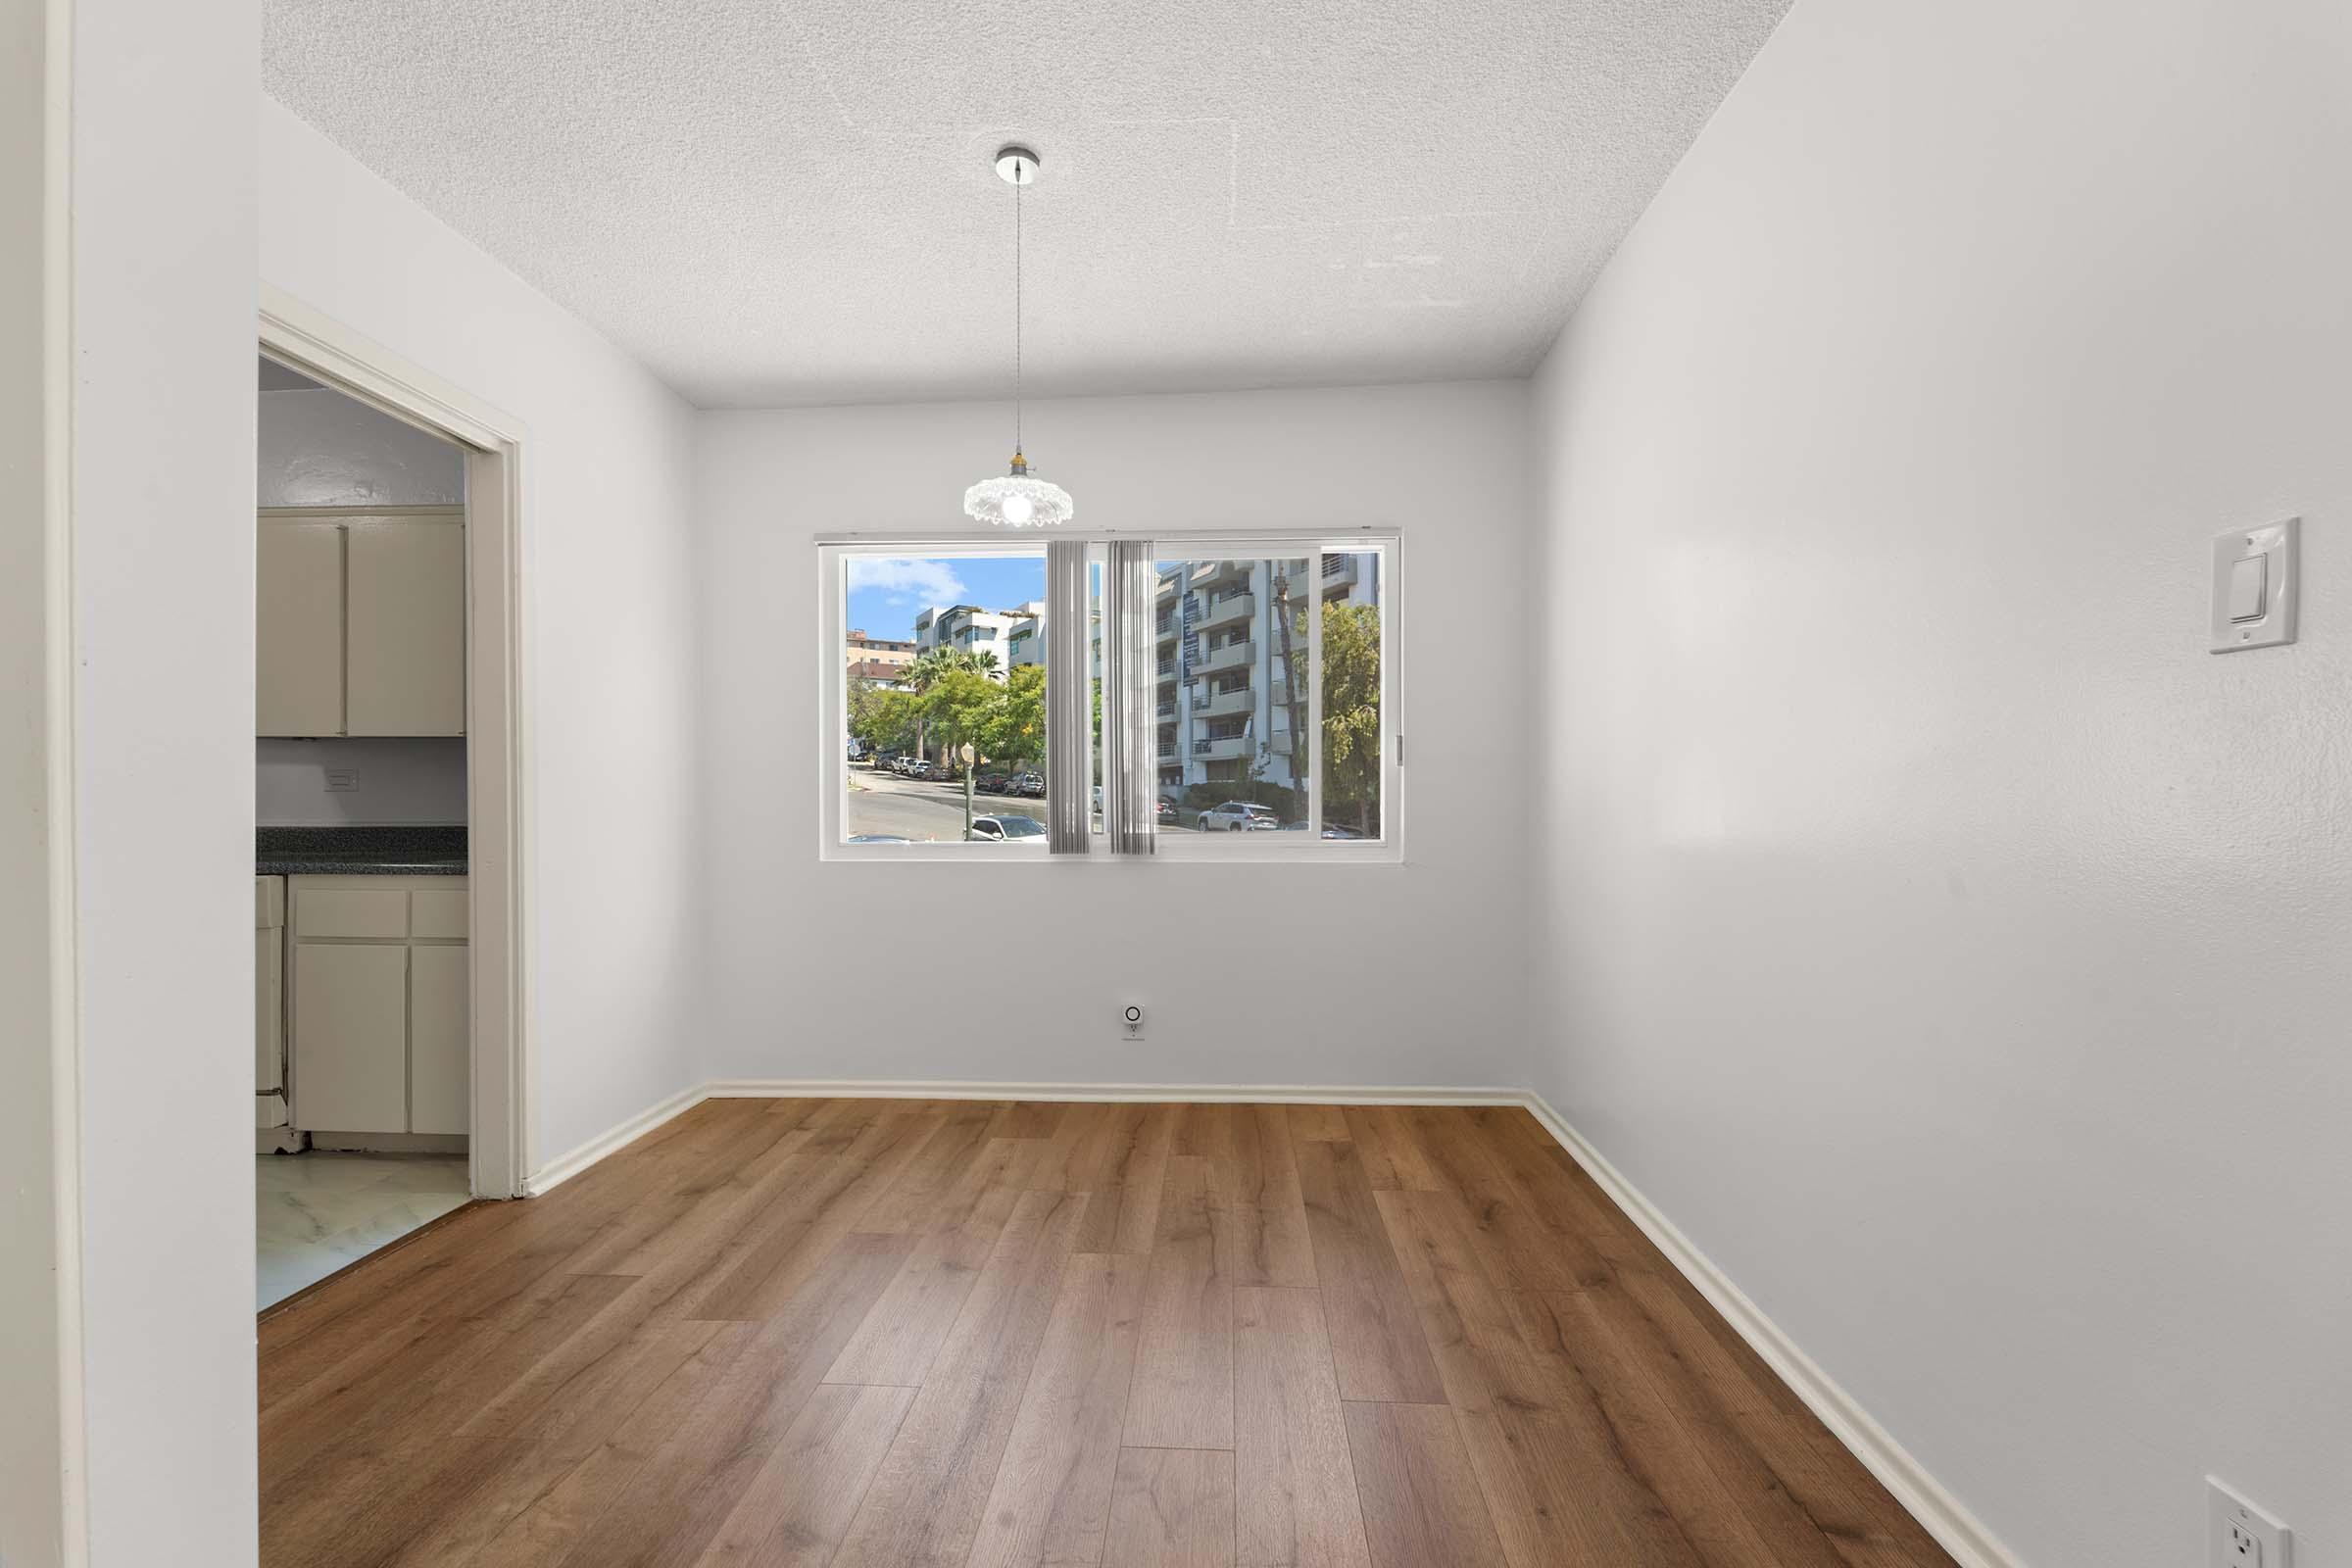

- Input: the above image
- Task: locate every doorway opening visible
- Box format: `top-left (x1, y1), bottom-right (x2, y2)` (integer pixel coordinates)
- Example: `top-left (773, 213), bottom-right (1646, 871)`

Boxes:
top-left (255, 290), bottom-right (529, 1312)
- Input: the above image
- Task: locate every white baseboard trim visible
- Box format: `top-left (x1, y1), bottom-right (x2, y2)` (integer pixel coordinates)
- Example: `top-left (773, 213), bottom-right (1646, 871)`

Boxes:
top-left (703, 1078), bottom-right (1527, 1106)
top-left (522, 1082), bottom-right (706, 1197)
top-left (1520, 1094), bottom-right (2021, 1568)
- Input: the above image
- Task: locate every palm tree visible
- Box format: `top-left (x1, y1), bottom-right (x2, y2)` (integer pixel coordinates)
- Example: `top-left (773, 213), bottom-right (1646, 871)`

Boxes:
top-left (969, 648), bottom-right (1001, 678)
top-left (900, 647), bottom-right (956, 761)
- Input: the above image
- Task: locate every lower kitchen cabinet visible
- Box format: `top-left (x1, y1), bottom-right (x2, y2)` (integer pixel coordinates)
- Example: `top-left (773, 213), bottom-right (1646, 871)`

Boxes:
top-left (292, 943), bottom-right (411, 1133)
top-left (287, 875), bottom-right (469, 1137)
top-left (408, 945), bottom-right (471, 1135)
top-left (256, 877), bottom-right (288, 1129)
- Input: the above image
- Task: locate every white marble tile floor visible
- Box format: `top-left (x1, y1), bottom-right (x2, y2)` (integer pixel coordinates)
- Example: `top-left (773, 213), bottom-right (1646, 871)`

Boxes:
top-left (256, 1151), bottom-right (470, 1310)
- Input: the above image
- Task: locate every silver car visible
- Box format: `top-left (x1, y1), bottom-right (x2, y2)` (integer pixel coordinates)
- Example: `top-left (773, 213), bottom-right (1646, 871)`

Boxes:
top-left (1197, 801), bottom-right (1280, 832)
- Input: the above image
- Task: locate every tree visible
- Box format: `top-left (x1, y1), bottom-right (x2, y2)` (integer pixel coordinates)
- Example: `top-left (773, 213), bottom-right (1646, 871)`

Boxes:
top-left (848, 680), bottom-right (918, 757)
top-left (985, 664), bottom-right (1047, 771)
top-left (899, 648), bottom-right (961, 760)
top-left (921, 667), bottom-right (1001, 762)
top-left (1318, 601), bottom-right (1382, 835)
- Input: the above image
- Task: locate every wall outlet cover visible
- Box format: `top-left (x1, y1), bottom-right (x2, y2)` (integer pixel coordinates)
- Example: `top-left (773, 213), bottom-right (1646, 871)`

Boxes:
top-left (2209, 1477), bottom-right (2290, 1568)
top-left (323, 768), bottom-right (361, 791)
top-left (1120, 1003), bottom-right (1145, 1041)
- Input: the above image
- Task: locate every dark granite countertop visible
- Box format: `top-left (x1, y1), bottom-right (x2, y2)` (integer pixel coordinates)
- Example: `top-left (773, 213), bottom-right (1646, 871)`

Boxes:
top-left (257, 824), bottom-right (468, 876)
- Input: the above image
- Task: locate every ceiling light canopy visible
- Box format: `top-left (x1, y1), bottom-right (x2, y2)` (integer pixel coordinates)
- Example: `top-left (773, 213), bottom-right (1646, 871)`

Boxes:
top-left (965, 144), bottom-right (1073, 529)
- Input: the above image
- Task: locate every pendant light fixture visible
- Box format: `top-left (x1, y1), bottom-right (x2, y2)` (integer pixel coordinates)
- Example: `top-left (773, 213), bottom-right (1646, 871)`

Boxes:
top-left (964, 144), bottom-right (1074, 529)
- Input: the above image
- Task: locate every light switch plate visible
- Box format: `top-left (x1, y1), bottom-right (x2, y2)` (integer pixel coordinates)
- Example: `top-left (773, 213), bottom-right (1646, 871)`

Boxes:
top-left (323, 768), bottom-right (361, 792)
top-left (2209, 1476), bottom-right (2290, 1568)
top-left (2211, 517), bottom-right (2298, 653)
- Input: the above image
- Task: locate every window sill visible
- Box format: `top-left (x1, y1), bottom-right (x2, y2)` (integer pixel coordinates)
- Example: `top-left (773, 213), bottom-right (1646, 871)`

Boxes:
top-left (819, 839), bottom-right (1403, 866)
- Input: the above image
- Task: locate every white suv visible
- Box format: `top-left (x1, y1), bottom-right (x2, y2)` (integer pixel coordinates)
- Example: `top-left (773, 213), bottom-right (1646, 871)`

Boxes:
top-left (1198, 801), bottom-right (1281, 832)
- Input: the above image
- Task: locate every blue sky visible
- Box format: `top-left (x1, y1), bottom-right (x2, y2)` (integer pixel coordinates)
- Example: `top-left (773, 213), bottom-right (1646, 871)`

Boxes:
top-left (845, 554), bottom-right (1046, 643)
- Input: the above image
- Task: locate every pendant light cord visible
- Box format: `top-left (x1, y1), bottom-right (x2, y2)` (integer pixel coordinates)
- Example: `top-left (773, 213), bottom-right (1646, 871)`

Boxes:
top-left (1014, 166), bottom-right (1023, 455)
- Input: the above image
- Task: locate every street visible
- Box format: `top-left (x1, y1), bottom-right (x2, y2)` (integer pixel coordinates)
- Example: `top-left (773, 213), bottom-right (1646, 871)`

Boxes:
top-left (845, 764), bottom-right (1213, 839)
top-left (847, 765), bottom-right (1050, 841)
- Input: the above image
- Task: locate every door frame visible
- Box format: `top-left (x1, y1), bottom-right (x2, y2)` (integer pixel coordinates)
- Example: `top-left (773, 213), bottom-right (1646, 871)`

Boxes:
top-left (259, 284), bottom-right (534, 1199)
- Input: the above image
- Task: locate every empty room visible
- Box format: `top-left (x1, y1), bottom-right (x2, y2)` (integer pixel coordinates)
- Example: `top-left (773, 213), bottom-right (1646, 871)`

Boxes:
top-left (4, 1), bottom-right (2346, 1567)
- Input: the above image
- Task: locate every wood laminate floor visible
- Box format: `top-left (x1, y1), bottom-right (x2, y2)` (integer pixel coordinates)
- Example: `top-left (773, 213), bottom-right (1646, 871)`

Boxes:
top-left (258, 1099), bottom-right (1958, 1568)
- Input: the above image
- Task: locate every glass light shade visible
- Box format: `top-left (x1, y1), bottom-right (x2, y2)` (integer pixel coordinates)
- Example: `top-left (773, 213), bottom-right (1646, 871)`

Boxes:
top-left (963, 470), bottom-right (1074, 529)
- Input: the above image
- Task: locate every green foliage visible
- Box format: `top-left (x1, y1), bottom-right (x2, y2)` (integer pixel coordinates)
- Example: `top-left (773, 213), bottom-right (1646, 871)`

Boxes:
top-left (986, 664), bottom-right (1047, 768)
top-left (848, 676), bottom-right (920, 755)
top-left (1318, 601), bottom-right (1382, 834)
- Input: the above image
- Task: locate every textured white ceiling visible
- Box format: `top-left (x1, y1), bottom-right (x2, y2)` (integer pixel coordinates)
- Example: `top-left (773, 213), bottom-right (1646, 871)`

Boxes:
top-left (263, 0), bottom-right (1788, 408)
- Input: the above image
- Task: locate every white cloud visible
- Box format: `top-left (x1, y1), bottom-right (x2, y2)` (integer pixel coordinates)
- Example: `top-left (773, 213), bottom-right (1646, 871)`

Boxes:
top-left (847, 556), bottom-right (967, 608)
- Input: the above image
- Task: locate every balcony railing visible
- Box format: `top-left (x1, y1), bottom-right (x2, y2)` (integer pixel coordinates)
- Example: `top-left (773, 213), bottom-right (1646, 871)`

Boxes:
top-left (1192, 733), bottom-right (1254, 762)
top-left (1200, 590), bottom-right (1254, 629)
top-left (1197, 639), bottom-right (1254, 675)
top-left (1191, 686), bottom-right (1252, 722)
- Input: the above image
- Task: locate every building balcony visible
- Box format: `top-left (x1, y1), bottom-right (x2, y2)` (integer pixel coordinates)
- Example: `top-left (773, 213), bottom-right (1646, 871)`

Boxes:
top-left (1189, 558), bottom-right (1250, 589)
top-left (1155, 615), bottom-right (1177, 643)
top-left (1191, 732), bottom-right (1254, 762)
top-left (1190, 686), bottom-right (1253, 722)
top-left (1200, 590), bottom-right (1254, 629)
top-left (1196, 639), bottom-right (1254, 675)
top-left (1321, 554), bottom-right (1358, 595)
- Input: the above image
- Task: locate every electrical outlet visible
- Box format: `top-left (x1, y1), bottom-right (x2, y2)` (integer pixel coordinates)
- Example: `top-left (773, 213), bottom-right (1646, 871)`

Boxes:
top-left (323, 768), bottom-right (361, 792)
top-left (1120, 1004), bottom-right (1145, 1041)
top-left (2209, 1478), bottom-right (2290, 1568)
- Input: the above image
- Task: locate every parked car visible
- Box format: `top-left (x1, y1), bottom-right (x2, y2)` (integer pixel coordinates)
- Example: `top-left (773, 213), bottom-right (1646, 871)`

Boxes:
top-left (977, 771), bottom-right (1009, 794)
top-left (968, 813), bottom-right (1048, 845)
top-left (1155, 798), bottom-right (1178, 824)
top-left (907, 760), bottom-right (935, 779)
top-left (1011, 773), bottom-right (1046, 798)
top-left (1199, 801), bottom-right (1281, 832)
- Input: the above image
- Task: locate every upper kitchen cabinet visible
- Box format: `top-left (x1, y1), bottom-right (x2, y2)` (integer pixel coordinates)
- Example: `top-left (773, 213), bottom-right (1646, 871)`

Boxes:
top-left (256, 518), bottom-right (345, 736)
top-left (257, 508), bottom-right (466, 737)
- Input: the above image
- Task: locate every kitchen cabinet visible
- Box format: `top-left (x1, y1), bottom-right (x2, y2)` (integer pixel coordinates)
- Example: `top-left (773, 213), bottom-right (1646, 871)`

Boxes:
top-left (347, 518), bottom-right (466, 735)
top-left (408, 947), bottom-right (471, 1135)
top-left (257, 509), bottom-right (465, 737)
top-left (287, 874), bottom-right (469, 1136)
top-left (292, 943), bottom-right (410, 1133)
top-left (256, 521), bottom-right (345, 736)
top-left (256, 877), bottom-right (288, 1129)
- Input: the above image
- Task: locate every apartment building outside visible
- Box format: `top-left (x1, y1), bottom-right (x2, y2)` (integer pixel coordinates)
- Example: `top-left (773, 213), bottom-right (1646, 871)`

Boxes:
top-left (914, 600), bottom-right (1044, 676)
top-left (1153, 553), bottom-right (1379, 801)
top-left (847, 629), bottom-right (918, 689)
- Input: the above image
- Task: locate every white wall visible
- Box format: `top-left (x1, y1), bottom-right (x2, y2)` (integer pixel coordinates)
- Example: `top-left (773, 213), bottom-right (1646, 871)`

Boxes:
top-left (260, 96), bottom-right (707, 1164)
top-left (1526, 2), bottom-right (2352, 1564)
top-left (257, 382), bottom-right (464, 508)
top-left (1, 1), bottom-right (77, 1562)
top-left (699, 382), bottom-right (1530, 1091)
top-left (65, 2), bottom-right (262, 1564)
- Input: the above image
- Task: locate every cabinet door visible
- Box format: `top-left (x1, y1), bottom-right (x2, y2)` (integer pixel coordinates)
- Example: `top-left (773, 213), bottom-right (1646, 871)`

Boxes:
top-left (409, 944), bottom-right (470, 1136)
top-left (255, 924), bottom-right (284, 1095)
top-left (257, 520), bottom-right (346, 736)
top-left (291, 943), bottom-right (409, 1133)
top-left (347, 519), bottom-right (466, 736)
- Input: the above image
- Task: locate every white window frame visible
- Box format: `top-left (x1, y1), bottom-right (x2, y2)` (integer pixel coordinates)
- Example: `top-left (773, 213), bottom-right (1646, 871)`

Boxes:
top-left (818, 530), bottom-right (1402, 864)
